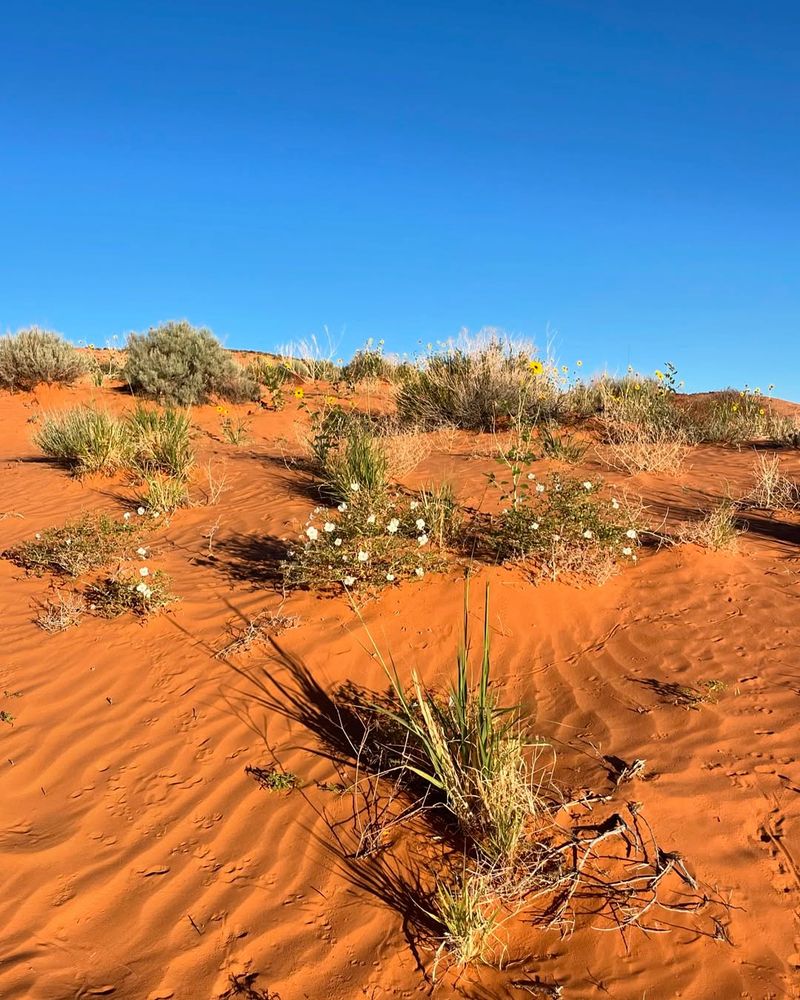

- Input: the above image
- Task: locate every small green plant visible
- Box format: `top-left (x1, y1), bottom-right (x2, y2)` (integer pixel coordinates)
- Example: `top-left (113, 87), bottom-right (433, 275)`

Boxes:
top-left (5, 513), bottom-right (141, 577)
top-left (85, 350), bottom-right (125, 386)
top-left (245, 764), bottom-right (300, 792)
top-left (85, 568), bottom-right (175, 618)
top-left (123, 321), bottom-right (259, 405)
top-left (322, 421), bottom-right (388, 502)
top-left (0, 328), bottom-right (85, 391)
top-left (432, 871), bottom-right (505, 970)
top-left (247, 358), bottom-right (289, 408)
top-left (538, 421), bottom-right (588, 463)
top-left (34, 408), bottom-right (131, 476)
top-left (415, 483), bottom-right (463, 547)
top-left (217, 409), bottom-right (251, 445)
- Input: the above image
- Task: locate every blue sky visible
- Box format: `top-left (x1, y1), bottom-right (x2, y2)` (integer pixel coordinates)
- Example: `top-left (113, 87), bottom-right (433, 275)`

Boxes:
top-left (1, 1), bottom-right (798, 397)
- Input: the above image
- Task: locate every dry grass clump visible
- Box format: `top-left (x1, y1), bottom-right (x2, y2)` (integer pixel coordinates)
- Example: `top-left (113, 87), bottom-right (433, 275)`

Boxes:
top-left (215, 608), bottom-right (299, 659)
top-left (34, 590), bottom-right (87, 632)
top-left (395, 334), bottom-right (560, 431)
top-left (126, 405), bottom-right (195, 479)
top-left (5, 513), bottom-right (142, 577)
top-left (0, 327), bottom-right (85, 391)
top-left (744, 454), bottom-right (800, 510)
top-left (135, 472), bottom-right (191, 515)
top-left (342, 342), bottom-right (392, 387)
top-left (123, 321), bottom-right (259, 405)
top-left (603, 422), bottom-right (691, 475)
top-left (278, 333), bottom-right (341, 382)
top-left (676, 502), bottom-right (741, 551)
top-left (687, 388), bottom-right (786, 445)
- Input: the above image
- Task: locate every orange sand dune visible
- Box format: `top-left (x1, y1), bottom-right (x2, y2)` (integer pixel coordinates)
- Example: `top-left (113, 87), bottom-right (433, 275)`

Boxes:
top-left (1, 381), bottom-right (799, 1000)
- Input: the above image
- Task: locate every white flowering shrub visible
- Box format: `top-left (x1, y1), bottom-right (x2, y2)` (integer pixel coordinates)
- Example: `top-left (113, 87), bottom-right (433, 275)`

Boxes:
top-left (85, 567), bottom-right (175, 618)
top-left (491, 472), bottom-right (639, 582)
top-left (281, 488), bottom-right (447, 593)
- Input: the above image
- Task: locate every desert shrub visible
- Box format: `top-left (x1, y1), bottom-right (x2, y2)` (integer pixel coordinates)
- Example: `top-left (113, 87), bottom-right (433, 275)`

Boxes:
top-left (85, 350), bottom-right (125, 387)
top-left (322, 422), bottom-right (389, 502)
top-left (744, 454), bottom-right (800, 510)
top-left (126, 404), bottom-right (194, 479)
top-left (216, 407), bottom-right (251, 445)
top-left (687, 389), bottom-right (785, 445)
top-left (676, 502), bottom-right (741, 551)
top-left (281, 490), bottom-right (446, 592)
top-left (278, 334), bottom-right (341, 382)
top-left (5, 513), bottom-right (141, 577)
top-left (0, 328), bottom-right (85, 391)
top-left (85, 568), bottom-right (175, 618)
top-left (123, 321), bottom-right (259, 405)
top-left (433, 872), bottom-right (504, 969)
top-left (342, 343), bottom-right (391, 387)
top-left (395, 338), bottom-right (559, 431)
top-left (415, 483), bottom-right (463, 547)
top-left (247, 357), bottom-right (289, 408)
top-left (490, 473), bottom-right (639, 582)
top-left (34, 408), bottom-right (130, 475)
top-left (603, 422), bottom-right (691, 475)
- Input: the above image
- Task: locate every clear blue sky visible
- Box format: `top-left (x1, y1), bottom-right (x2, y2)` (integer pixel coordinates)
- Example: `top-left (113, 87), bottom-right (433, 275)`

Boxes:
top-left (1, 1), bottom-right (798, 397)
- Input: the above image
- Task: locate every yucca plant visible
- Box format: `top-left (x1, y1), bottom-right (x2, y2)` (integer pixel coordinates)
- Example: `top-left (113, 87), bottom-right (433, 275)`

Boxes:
top-left (365, 581), bottom-right (541, 864)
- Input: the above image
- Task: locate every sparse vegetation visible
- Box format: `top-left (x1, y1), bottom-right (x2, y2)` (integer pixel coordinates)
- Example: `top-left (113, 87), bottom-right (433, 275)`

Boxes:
top-left (126, 404), bottom-right (195, 479)
top-left (135, 472), bottom-right (191, 515)
top-left (5, 513), bottom-right (141, 577)
top-left (0, 328), bottom-right (85, 391)
top-left (35, 590), bottom-right (87, 632)
top-left (744, 453), bottom-right (800, 510)
top-left (677, 502), bottom-right (741, 551)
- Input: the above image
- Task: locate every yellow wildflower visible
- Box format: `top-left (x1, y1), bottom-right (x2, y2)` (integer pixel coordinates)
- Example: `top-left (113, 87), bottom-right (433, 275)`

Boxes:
top-left (528, 359), bottom-right (544, 375)
top-left (216, 405), bottom-right (228, 416)
top-left (654, 370), bottom-right (664, 380)
top-left (576, 360), bottom-right (583, 368)
top-left (294, 388), bottom-right (304, 399)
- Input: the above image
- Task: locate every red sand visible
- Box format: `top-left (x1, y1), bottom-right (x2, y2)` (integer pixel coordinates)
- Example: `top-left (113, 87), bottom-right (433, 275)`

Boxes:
top-left (1, 380), bottom-right (799, 999)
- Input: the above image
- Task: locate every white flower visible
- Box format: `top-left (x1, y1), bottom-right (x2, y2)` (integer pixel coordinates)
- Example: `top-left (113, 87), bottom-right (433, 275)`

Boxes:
top-left (350, 481), bottom-right (360, 492)
top-left (357, 550), bottom-right (369, 562)
top-left (338, 502), bottom-right (348, 512)
top-left (386, 573), bottom-right (395, 581)
top-left (553, 534), bottom-right (561, 542)
top-left (135, 582), bottom-right (152, 598)
top-left (611, 498), bottom-right (620, 510)
top-left (306, 526), bottom-right (319, 541)
top-left (527, 473), bottom-right (535, 480)
top-left (583, 481), bottom-right (593, 490)
top-left (137, 507), bottom-right (145, 515)
top-left (626, 528), bottom-right (638, 539)
top-left (139, 567), bottom-right (149, 577)
top-left (65, 538), bottom-right (72, 546)
top-left (409, 501), bottom-right (419, 510)
top-left (323, 522), bottom-right (336, 533)
top-left (123, 513), bottom-right (131, 521)
top-left (583, 529), bottom-right (593, 539)
top-left (343, 576), bottom-right (355, 586)
top-left (366, 514), bottom-right (376, 525)
top-left (414, 567), bottom-right (424, 577)
top-left (136, 547), bottom-right (147, 556)
top-left (35, 532), bottom-right (41, 539)
top-left (622, 546), bottom-right (633, 556)
top-left (415, 518), bottom-right (425, 531)
top-left (417, 534), bottom-right (429, 546)
top-left (532, 522), bottom-right (539, 530)
top-left (536, 483), bottom-right (545, 493)
top-left (334, 537), bottom-right (342, 546)
top-left (387, 518), bottom-right (400, 534)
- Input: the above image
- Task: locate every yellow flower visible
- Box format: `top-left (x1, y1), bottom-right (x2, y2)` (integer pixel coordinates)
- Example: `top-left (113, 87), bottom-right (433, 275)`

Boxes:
top-left (325, 395), bottom-right (336, 404)
top-left (759, 407), bottom-right (765, 415)
top-left (576, 360), bottom-right (583, 367)
top-left (654, 370), bottom-right (664, 380)
top-left (633, 383), bottom-right (641, 391)
top-left (732, 403), bottom-right (739, 411)
top-left (528, 359), bottom-right (544, 375)
top-left (561, 365), bottom-right (568, 373)
top-left (216, 405), bottom-right (228, 416)
top-left (294, 388), bottom-right (305, 399)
